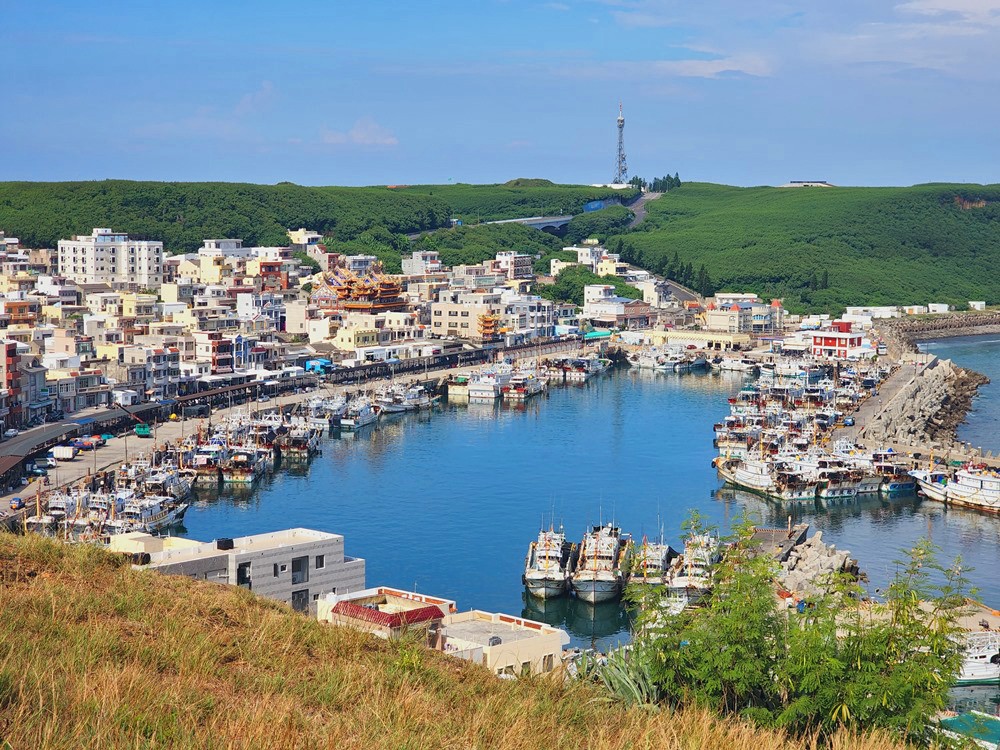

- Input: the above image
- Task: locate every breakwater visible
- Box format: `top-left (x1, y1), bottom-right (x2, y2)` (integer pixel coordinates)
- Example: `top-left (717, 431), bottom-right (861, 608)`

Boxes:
top-left (881, 312), bottom-right (1000, 351)
top-left (860, 356), bottom-right (989, 454)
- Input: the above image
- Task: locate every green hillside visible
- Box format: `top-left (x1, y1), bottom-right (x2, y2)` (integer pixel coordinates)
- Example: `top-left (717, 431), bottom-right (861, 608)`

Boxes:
top-left (397, 181), bottom-right (640, 223)
top-left (0, 534), bottom-right (907, 750)
top-left (619, 182), bottom-right (1000, 312)
top-left (0, 181), bottom-right (453, 252)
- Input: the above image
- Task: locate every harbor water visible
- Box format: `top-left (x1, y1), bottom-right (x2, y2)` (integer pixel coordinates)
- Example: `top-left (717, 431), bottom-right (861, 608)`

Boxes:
top-left (179, 368), bottom-right (1000, 652)
top-left (922, 334), bottom-right (1000, 453)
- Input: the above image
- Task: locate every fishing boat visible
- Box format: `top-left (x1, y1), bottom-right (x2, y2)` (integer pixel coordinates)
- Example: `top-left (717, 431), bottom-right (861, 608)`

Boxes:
top-left (279, 425), bottom-right (322, 459)
top-left (716, 457), bottom-right (819, 503)
top-left (142, 465), bottom-right (193, 501)
top-left (105, 494), bottom-right (189, 535)
top-left (222, 447), bottom-right (268, 484)
top-left (503, 371), bottom-right (547, 401)
top-left (340, 397), bottom-right (380, 429)
top-left (911, 464), bottom-right (1000, 513)
top-left (570, 523), bottom-right (631, 604)
top-left (957, 631), bottom-right (1000, 685)
top-left (522, 527), bottom-right (576, 599)
top-left (665, 533), bottom-right (721, 608)
top-left (630, 536), bottom-right (678, 586)
top-left (468, 368), bottom-right (513, 401)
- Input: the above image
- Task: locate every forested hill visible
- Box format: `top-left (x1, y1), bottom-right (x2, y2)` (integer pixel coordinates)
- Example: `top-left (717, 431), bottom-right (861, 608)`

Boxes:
top-left (620, 182), bottom-right (1000, 312)
top-left (397, 181), bottom-right (640, 223)
top-left (0, 180), bottom-right (638, 253)
top-left (0, 181), bottom-right (453, 251)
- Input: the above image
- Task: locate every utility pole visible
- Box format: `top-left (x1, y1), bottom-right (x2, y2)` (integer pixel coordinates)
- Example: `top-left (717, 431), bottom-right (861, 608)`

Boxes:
top-left (613, 101), bottom-right (628, 185)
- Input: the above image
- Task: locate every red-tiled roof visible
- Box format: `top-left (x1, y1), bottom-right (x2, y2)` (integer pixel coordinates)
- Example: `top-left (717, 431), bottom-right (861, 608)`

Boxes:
top-left (331, 601), bottom-right (443, 628)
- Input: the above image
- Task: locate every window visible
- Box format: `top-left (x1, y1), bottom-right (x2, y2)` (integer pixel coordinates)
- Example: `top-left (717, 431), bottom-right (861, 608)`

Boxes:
top-left (291, 589), bottom-right (310, 613)
top-left (291, 555), bottom-right (309, 584)
top-left (521, 661), bottom-right (531, 677)
top-left (236, 561), bottom-right (251, 588)
top-left (543, 654), bottom-right (554, 672)
top-left (315, 554), bottom-right (325, 569)
top-left (460, 311), bottom-right (469, 317)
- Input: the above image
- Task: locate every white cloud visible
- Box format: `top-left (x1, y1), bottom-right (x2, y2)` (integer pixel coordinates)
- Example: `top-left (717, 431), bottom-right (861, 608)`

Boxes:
top-left (234, 81), bottom-right (276, 116)
top-left (321, 117), bottom-right (399, 146)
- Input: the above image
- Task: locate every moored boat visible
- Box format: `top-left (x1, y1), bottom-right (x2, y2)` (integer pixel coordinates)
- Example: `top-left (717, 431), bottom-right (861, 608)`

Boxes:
top-left (523, 527), bottom-right (576, 599)
top-left (570, 523), bottom-right (631, 603)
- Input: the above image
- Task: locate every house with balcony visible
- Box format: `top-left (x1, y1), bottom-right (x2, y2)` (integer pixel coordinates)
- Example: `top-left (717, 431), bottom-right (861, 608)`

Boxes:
top-left (46, 367), bottom-right (111, 413)
top-left (193, 331), bottom-right (235, 374)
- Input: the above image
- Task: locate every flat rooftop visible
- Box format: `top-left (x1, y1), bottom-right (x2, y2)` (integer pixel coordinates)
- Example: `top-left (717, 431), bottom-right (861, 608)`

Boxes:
top-left (445, 618), bottom-right (539, 645)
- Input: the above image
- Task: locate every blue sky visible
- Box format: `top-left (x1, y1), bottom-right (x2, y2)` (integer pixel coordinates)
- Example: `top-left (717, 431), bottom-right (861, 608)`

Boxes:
top-left (3, 0), bottom-right (1000, 186)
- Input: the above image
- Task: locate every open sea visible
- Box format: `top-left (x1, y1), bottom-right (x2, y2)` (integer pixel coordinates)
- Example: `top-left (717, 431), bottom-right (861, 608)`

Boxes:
top-left (177, 363), bottom-right (1000, 660)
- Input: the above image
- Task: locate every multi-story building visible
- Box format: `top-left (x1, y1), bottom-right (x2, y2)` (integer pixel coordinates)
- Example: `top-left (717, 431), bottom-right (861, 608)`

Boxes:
top-left (811, 320), bottom-right (866, 360)
top-left (46, 367), bottom-right (111, 413)
top-left (193, 331), bottom-right (235, 374)
top-left (401, 250), bottom-right (444, 276)
top-left (704, 303), bottom-right (753, 333)
top-left (57, 228), bottom-right (164, 290)
top-left (112, 528), bottom-right (366, 614)
top-left (345, 254), bottom-right (378, 275)
top-left (0, 339), bottom-right (22, 428)
top-left (494, 251), bottom-right (533, 280)
top-left (19, 357), bottom-right (52, 423)
top-left (122, 345), bottom-right (182, 400)
top-left (582, 285), bottom-right (653, 330)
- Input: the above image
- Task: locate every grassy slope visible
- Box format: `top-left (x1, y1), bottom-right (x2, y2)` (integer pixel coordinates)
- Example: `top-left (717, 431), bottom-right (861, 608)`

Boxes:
top-left (397, 183), bottom-right (640, 223)
top-left (622, 182), bottom-right (1000, 312)
top-left (0, 535), bottom-right (907, 750)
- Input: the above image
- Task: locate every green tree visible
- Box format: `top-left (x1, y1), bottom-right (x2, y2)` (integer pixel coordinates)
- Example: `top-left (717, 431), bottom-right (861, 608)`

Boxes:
top-left (615, 515), bottom-right (970, 743)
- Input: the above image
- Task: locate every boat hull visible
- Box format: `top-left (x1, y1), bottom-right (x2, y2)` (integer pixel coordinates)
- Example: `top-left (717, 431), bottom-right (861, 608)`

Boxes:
top-left (570, 576), bottom-right (622, 604)
top-left (523, 576), bottom-right (568, 599)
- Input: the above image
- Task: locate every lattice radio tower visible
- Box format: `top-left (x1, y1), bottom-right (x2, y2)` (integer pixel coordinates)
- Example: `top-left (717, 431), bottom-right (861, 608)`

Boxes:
top-left (613, 101), bottom-right (628, 184)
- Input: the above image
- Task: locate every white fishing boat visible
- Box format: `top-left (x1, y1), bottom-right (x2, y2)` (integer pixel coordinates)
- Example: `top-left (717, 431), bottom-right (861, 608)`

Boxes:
top-left (142, 466), bottom-right (193, 501)
top-left (340, 397), bottom-right (380, 429)
top-left (717, 457), bottom-right (818, 503)
top-left (468, 368), bottom-right (513, 401)
top-left (957, 631), bottom-right (1000, 685)
top-left (503, 371), bottom-right (547, 400)
top-left (911, 464), bottom-right (1000, 513)
top-left (523, 527), bottom-right (574, 599)
top-left (666, 533), bottom-right (721, 607)
top-left (570, 523), bottom-right (631, 603)
top-left (630, 536), bottom-right (678, 586)
top-left (105, 494), bottom-right (189, 535)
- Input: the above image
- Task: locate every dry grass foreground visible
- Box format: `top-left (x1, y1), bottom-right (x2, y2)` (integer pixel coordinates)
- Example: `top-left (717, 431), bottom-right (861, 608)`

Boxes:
top-left (0, 535), bottom-right (913, 750)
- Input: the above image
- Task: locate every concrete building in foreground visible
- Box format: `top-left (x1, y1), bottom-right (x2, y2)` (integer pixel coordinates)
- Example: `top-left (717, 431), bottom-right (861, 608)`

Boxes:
top-left (431, 610), bottom-right (570, 677)
top-left (111, 528), bottom-right (365, 613)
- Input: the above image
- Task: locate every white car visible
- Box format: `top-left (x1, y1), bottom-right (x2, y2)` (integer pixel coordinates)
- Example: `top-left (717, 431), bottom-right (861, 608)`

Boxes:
top-left (3, 429), bottom-right (19, 439)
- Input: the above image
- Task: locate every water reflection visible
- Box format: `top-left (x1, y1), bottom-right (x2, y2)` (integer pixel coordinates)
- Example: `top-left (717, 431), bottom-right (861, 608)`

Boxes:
top-left (521, 590), bottom-right (635, 650)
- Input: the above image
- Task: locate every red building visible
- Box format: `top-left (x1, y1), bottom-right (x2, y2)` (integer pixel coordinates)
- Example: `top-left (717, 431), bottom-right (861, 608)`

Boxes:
top-left (811, 320), bottom-right (863, 359)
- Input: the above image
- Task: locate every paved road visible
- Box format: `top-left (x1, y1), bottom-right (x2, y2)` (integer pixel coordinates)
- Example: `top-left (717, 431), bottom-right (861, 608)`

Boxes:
top-left (627, 191), bottom-right (662, 228)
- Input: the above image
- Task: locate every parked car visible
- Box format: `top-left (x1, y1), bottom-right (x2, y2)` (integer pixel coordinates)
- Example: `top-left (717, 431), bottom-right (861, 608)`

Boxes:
top-left (3, 428), bottom-right (19, 439)
top-left (37, 457), bottom-right (58, 469)
top-left (26, 467), bottom-right (48, 477)
top-left (843, 417), bottom-right (856, 427)
top-left (9, 497), bottom-right (24, 511)
top-left (259, 395), bottom-right (271, 402)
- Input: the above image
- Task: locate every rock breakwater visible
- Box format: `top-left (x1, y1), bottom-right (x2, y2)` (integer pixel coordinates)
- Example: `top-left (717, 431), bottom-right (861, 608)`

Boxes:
top-left (778, 531), bottom-right (859, 598)
top-left (862, 357), bottom-right (987, 450)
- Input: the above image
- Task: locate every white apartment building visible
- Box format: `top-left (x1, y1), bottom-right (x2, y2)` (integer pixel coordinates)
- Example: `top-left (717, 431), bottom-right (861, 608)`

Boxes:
top-left (402, 250), bottom-right (444, 275)
top-left (58, 228), bottom-right (163, 289)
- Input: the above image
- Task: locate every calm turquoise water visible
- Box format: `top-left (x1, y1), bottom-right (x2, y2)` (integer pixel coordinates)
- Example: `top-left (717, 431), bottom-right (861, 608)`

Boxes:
top-left (922, 334), bottom-right (1000, 453)
top-left (179, 368), bottom-right (1000, 650)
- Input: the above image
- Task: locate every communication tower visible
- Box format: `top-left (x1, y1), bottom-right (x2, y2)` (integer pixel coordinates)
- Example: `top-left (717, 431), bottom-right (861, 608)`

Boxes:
top-left (613, 101), bottom-right (628, 184)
